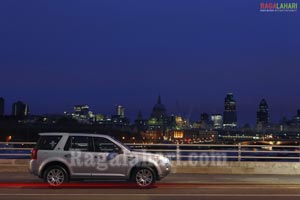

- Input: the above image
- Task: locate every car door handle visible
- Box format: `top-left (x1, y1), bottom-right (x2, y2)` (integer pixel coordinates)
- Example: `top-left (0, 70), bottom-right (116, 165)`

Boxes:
top-left (64, 154), bottom-right (72, 158)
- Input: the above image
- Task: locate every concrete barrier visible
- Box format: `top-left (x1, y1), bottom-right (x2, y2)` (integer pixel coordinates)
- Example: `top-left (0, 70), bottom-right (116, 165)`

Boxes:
top-left (0, 159), bottom-right (29, 172)
top-left (1, 159), bottom-right (300, 175)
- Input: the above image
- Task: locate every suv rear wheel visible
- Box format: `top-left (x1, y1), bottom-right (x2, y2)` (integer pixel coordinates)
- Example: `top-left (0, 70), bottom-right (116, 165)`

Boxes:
top-left (131, 167), bottom-right (155, 188)
top-left (43, 165), bottom-right (69, 186)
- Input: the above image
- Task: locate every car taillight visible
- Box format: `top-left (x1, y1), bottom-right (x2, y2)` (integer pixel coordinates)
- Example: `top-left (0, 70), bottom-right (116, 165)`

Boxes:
top-left (31, 149), bottom-right (38, 160)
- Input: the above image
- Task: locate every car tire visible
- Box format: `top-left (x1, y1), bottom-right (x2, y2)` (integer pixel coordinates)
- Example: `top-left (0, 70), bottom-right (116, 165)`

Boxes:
top-left (43, 165), bottom-right (69, 187)
top-left (131, 167), bottom-right (156, 188)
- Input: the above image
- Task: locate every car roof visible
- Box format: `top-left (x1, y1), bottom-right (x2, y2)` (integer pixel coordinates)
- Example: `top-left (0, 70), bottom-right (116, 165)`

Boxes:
top-left (38, 132), bottom-right (112, 138)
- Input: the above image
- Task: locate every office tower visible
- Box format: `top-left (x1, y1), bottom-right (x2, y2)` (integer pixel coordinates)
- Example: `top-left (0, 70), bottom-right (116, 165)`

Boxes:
top-left (256, 99), bottom-right (270, 131)
top-left (200, 113), bottom-right (209, 129)
top-left (116, 105), bottom-right (125, 117)
top-left (223, 93), bottom-right (237, 128)
top-left (12, 101), bottom-right (29, 118)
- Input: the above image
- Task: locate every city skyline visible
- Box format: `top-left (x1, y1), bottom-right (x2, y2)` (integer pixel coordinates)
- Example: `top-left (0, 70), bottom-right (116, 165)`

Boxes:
top-left (0, 93), bottom-right (299, 126)
top-left (0, 1), bottom-right (299, 125)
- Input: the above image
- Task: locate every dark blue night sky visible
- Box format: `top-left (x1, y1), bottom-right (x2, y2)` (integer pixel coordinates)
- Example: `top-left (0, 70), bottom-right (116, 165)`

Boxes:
top-left (0, 0), bottom-right (299, 125)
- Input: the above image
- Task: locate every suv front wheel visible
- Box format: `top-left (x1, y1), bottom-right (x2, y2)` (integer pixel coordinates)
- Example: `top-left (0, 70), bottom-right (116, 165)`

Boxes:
top-left (131, 167), bottom-right (156, 188)
top-left (43, 165), bottom-right (69, 186)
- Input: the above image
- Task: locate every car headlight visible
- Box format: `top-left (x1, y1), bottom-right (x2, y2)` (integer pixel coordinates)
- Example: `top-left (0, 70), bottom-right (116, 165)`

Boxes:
top-left (153, 155), bottom-right (169, 164)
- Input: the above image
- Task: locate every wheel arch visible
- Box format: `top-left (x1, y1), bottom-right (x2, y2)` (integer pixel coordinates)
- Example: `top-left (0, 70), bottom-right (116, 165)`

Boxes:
top-left (129, 161), bottom-right (159, 181)
top-left (40, 161), bottom-right (71, 179)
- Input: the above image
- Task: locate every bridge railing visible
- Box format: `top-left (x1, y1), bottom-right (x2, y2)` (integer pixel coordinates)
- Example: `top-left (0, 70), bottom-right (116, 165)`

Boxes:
top-left (0, 142), bottom-right (300, 162)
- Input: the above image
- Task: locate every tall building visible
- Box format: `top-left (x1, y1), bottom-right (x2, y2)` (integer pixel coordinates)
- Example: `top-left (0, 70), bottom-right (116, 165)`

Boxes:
top-left (256, 99), bottom-right (270, 131)
top-left (223, 93), bottom-right (237, 128)
top-left (200, 113), bottom-right (209, 122)
top-left (200, 113), bottom-right (210, 129)
top-left (211, 114), bottom-right (223, 129)
top-left (12, 101), bottom-right (29, 118)
top-left (0, 97), bottom-right (4, 117)
top-left (111, 105), bottom-right (129, 126)
top-left (116, 105), bottom-right (125, 117)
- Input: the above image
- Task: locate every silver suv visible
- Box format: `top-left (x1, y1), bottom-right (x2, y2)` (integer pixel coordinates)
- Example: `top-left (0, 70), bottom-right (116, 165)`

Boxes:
top-left (29, 133), bottom-right (171, 187)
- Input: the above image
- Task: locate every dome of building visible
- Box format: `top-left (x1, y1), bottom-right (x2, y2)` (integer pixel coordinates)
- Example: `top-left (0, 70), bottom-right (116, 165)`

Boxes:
top-left (151, 95), bottom-right (167, 119)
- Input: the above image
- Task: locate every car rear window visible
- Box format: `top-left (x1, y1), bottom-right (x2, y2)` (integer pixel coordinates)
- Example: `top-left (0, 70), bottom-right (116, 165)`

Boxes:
top-left (36, 136), bottom-right (62, 150)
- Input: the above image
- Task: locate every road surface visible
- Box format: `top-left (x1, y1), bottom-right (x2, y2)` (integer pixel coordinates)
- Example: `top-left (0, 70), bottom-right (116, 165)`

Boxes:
top-left (0, 173), bottom-right (300, 199)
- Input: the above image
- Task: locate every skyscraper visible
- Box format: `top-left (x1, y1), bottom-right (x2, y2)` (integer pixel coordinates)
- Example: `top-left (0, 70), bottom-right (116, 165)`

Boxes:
top-left (116, 105), bottom-right (125, 117)
top-left (256, 99), bottom-right (270, 131)
top-left (223, 93), bottom-right (237, 128)
top-left (200, 113), bottom-right (209, 129)
top-left (0, 97), bottom-right (4, 117)
top-left (12, 101), bottom-right (29, 118)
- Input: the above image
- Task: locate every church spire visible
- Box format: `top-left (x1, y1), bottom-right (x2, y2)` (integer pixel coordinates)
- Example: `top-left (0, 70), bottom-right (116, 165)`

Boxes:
top-left (157, 95), bottom-right (161, 104)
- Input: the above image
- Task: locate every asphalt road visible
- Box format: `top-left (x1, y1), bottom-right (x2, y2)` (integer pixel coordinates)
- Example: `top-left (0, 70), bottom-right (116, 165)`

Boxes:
top-left (1, 173), bottom-right (300, 200)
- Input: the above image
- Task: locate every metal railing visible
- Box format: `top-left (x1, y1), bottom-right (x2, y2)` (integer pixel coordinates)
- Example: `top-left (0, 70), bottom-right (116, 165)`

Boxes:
top-left (0, 142), bottom-right (300, 162)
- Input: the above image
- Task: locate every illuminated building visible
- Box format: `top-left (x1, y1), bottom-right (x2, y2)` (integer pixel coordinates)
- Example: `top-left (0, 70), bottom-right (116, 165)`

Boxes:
top-left (72, 105), bottom-right (94, 122)
top-left (173, 130), bottom-right (184, 139)
top-left (0, 97), bottom-right (4, 117)
top-left (148, 95), bottom-right (168, 130)
top-left (175, 115), bottom-right (184, 128)
top-left (256, 99), bottom-right (270, 131)
top-left (12, 101), bottom-right (30, 118)
top-left (211, 114), bottom-right (223, 129)
top-left (116, 105), bottom-right (125, 117)
top-left (111, 105), bottom-right (129, 126)
top-left (223, 93), bottom-right (237, 128)
top-left (172, 130), bottom-right (217, 143)
top-left (74, 105), bottom-right (89, 116)
top-left (94, 114), bottom-right (108, 124)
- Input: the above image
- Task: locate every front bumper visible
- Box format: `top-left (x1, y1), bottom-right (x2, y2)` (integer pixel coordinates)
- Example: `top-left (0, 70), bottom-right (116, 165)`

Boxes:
top-left (158, 161), bottom-right (171, 180)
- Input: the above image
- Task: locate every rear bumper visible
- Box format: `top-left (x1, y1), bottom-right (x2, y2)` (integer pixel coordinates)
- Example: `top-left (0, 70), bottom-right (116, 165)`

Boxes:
top-left (28, 160), bottom-right (39, 177)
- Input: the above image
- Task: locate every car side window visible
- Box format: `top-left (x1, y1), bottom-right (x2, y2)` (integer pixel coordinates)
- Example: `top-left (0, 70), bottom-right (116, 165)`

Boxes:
top-left (65, 136), bottom-right (90, 152)
top-left (93, 137), bottom-right (121, 153)
top-left (36, 136), bottom-right (62, 150)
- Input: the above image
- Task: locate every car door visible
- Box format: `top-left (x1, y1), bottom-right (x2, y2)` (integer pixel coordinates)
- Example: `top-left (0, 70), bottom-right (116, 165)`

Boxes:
top-left (63, 135), bottom-right (94, 177)
top-left (90, 137), bottom-right (128, 177)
